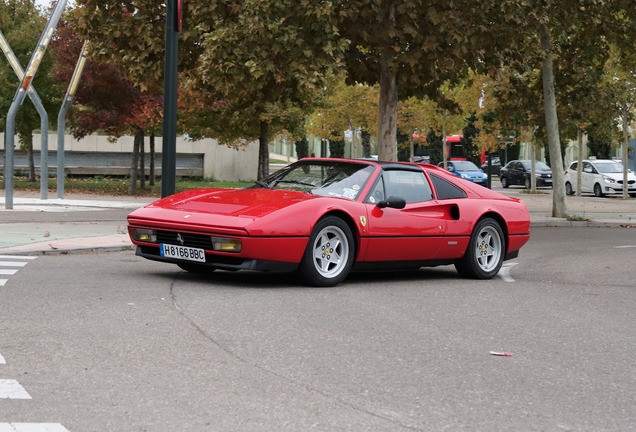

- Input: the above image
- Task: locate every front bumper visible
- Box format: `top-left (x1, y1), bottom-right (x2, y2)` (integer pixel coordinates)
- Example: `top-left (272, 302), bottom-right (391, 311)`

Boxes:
top-left (135, 245), bottom-right (298, 272)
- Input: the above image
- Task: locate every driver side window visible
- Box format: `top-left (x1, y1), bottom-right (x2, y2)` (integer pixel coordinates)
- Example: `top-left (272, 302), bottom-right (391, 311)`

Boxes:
top-left (367, 170), bottom-right (433, 204)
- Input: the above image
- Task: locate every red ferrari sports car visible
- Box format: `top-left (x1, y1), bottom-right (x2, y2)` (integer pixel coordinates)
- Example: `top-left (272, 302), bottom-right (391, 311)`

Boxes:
top-left (128, 158), bottom-right (530, 286)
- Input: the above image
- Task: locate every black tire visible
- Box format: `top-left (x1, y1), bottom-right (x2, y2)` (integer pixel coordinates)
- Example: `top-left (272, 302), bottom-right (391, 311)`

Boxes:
top-left (593, 183), bottom-right (604, 197)
top-left (501, 176), bottom-right (509, 188)
top-left (524, 177), bottom-right (531, 189)
top-left (177, 262), bottom-right (215, 274)
top-left (297, 216), bottom-right (354, 287)
top-left (565, 182), bottom-right (573, 196)
top-left (455, 218), bottom-right (505, 279)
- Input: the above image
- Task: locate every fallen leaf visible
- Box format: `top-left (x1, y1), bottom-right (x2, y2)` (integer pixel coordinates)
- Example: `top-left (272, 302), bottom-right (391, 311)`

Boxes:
top-left (48, 243), bottom-right (58, 250)
top-left (43, 231), bottom-right (51, 238)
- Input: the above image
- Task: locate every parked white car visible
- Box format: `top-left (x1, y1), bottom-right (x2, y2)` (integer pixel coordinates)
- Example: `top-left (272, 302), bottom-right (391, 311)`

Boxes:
top-left (564, 159), bottom-right (636, 197)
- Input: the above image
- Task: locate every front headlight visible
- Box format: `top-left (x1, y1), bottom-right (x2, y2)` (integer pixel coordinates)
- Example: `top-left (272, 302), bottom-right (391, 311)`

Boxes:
top-left (602, 175), bottom-right (615, 184)
top-left (461, 173), bottom-right (469, 179)
top-left (211, 236), bottom-right (242, 253)
top-left (129, 227), bottom-right (157, 243)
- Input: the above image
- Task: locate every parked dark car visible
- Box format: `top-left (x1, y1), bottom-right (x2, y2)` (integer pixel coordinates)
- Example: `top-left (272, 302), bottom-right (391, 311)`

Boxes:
top-left (481, 157), bottom-right (502, 175)
top-left (500, 160), bottom-right (552, 188)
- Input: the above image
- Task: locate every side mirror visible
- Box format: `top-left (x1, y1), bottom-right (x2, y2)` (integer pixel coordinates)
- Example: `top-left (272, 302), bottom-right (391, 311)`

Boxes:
top-left (377, 196), bottom-right (406, 209)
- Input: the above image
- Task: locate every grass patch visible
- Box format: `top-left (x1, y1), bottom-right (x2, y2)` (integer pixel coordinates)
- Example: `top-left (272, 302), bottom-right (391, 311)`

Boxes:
top-left (565, 213), bottom-right (592, 222)
top-left (520, 189), bottom-right (549, 194)
top-left (269, 158), bottom-right (289, 164)
top-left (3, 176), bottom-right (253, 197)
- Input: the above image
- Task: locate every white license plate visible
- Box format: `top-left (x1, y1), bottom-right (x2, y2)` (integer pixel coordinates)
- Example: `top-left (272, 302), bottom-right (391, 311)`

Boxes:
top-left (160, 244), bottom-right (206, 262)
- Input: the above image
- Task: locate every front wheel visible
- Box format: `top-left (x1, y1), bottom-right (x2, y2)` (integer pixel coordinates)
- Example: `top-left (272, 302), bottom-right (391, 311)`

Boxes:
top-left (565, 182), bottom-right (574, 196)
top-left (455, 218), bottom-right (505, 279)
top-left (501, 176), bottom-right (509, 188)
top-left (297, 216), bottom-right (354, 287)
top-left (594, 183), bottom-right (604, 197)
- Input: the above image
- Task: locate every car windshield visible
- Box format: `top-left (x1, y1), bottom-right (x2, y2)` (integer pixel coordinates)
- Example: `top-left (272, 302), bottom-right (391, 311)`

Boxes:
top-left (252, 160), bottom-right (376, 200)
top-left (452, 161), bottom-right (480, 171)
top-left (594, 162), bottom-right (623, 173)
top-left (521, 161), bottom-right (550, 170)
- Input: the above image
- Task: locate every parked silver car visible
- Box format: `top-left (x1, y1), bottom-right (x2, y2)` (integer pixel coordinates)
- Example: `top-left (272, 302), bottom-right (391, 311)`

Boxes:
top-left (564, 159), bottom-right (636, 197)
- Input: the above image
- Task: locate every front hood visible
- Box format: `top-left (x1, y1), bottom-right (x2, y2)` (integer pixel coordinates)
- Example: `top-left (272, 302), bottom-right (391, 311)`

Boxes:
top-left (147, 188), bottom-right (315, 218)
top-left (603, 172), bottom-right (636, 181)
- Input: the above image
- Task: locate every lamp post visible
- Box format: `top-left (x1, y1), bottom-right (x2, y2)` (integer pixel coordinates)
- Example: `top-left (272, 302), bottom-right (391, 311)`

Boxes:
top-left (161, 0), bottom-right (180, 198)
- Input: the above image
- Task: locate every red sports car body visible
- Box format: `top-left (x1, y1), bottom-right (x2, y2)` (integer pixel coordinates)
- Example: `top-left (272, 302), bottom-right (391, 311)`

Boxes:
top-left (128, 158), bottom-right (530, 286)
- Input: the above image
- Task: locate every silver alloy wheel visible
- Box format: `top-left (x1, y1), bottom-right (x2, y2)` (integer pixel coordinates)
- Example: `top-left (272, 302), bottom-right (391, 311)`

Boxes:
top-left (474, 225), bottom-right (503, 273)
top-left (311, 225), bottom-right (349, 278)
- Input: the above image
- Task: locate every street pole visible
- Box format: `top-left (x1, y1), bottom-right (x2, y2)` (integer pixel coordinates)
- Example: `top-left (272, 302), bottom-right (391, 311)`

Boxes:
top-left (57, 41), bottom-right (89, 198)
top-left (3, 0), bottom-right (67, 209)
top-left (0, 30), bottom-right (49, 200)
top-left (161, 0), bottom-right (179, 198)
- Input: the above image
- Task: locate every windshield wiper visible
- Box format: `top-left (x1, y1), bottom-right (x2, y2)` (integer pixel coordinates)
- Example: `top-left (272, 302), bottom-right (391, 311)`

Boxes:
top-left (253, 180), bottom-right (272, 189)
top-left (274, 180), bottom-right (315, 193)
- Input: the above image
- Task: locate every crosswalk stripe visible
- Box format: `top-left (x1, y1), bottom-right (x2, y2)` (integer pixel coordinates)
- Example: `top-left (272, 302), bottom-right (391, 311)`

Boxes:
top-left (0, 279), bottom-right (7, 287)
top-left (0, 379), bottom-right (31, 399)
top-left (0, 424), bottom-right (70, 432)
top-left (0, 255), bottom-right (38, 260)
top-left (0, 262), bottom-right (28, 267)
top-left (0, 269), bottom-right (19, 275)
top-left (0, 353), bottom-right (5, 364)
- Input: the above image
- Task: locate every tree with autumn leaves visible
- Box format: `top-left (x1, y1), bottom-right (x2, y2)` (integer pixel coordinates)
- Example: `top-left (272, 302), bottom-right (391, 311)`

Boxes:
top-left (9, 0), bottom-right (633, 206)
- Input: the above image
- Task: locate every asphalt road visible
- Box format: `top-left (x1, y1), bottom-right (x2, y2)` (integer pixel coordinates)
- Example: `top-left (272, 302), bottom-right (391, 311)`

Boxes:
top-left (1, 226), bottom-right (634, 431)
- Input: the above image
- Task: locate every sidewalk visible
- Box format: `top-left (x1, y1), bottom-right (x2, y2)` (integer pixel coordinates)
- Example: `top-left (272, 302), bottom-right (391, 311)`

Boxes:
top-left (0, 189), bottom-right (634, 256)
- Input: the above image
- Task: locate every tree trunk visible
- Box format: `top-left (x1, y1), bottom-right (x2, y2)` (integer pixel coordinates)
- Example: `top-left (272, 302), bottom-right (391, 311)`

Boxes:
top-left (576, 128), bottom-right (583, 196)
top-left (128, 129), bottom-right (142, 195)
top-left (442, 127), bottom-right (447, 169)
top-left (27, 135), bottom-right (35, 182)
top-left (139, 133), bottom-right (145, 190)
top-left (377, 2), bottom-right (398, 162)
top-left (2, 134), bottom-right (5, 189)
top-left (361, 129), bottom-right (371, 158)
top-left (621, 105), bottom-right (629, 199)
top-left (149, 134), bottom-right (155, 186)
top-left (538, 24), bottom-right (567, 217)
top-left (257, 120), bottom-right (269, 181)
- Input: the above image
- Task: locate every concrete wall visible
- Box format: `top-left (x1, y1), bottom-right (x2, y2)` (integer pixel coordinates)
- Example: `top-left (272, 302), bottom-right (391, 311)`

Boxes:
top-left (0, 132), bottom-right (259, 181)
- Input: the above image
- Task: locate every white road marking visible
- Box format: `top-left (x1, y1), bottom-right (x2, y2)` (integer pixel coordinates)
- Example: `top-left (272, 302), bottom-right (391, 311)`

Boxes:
top-left (497, 262), bottom-right (518, 282)
top-left (0, 255), bottom-right (38, 260)
top-left (0, 262), bottom-right (28, 267)
top-left (0, 424), bottom-right (70, 432)
top-left (0, 353), bottom-right (5, 364)
top-left (0, 280), bottom-right (7, 287)
top-left (615, 245), bottom-right (636, 248)
top-left (0, 379), bottom-right (31, 399)
top-left (0, 269), bottom-right (19, 275)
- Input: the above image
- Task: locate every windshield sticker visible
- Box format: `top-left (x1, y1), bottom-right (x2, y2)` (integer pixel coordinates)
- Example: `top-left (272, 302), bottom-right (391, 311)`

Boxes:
top-left (343, 188), bottom-right (357, 199)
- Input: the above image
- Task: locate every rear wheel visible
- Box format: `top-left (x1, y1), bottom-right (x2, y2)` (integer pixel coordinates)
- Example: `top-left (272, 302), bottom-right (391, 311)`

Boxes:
top-left (455, 218), bottom-right (505, 279)
top-left (565, 182), bottom-right (573, 195)
top-left (297, 216), bottom-right (354, 287)
top-left (594, 183), bottom-right (604, 197)
top-left (524, 177), bottom-right (531, 189)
